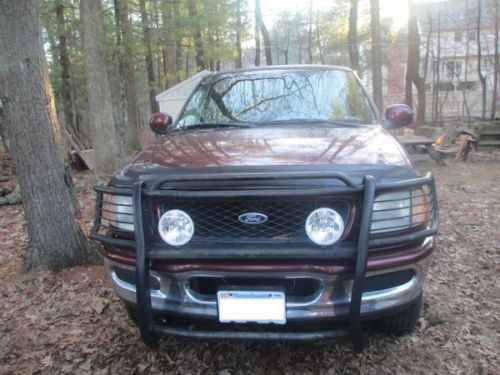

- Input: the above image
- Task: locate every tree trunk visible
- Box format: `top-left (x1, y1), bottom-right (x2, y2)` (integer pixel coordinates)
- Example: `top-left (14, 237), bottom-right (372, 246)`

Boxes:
top-left (423, 16), bottom-right (433, 87)
top-left (0, 0), bottom-right (96, 270)
top-left (115, 0), bottom-right (141, 152)
top-left (491, 0), bottom-right (499, 120)
top-left (370, 0), bottom-right (383, 114)
top-left (187, 0), bottom-right (205, 71)
top-left (432, 6), bottom-right (441, 124)
top-left (463, 0), bottom-right (471, 127)
top-left (235, 0), bottom-right (243, 68)
top-left (405, 0), bottom-right (426, 125)
top-left (316, 13), bottom-right (325, 64)
top-left (254, 5), bottom-right (261, 67)
top-left (161, 0), bottom-right (179, 88)
top-left (477, 0), bottom-right (487, 120)
top-left (80, 0), bottom-right (120, 175)
top-left (112, 0), bottom-right (127, 164)
top-left (140, 0), bottom-right (158, 113)
top-left (307, 1), bottom-right (314, 64)
top-left (172, 1), bottom-right (183, 81)
top-left (348, 0), bottom-right (360, 73)
top-left (151, 3), bottom-right (163, 88)
top-left (255, 0), bottom-right (272, 65)
top-left (55, 0), bottom-right (75, 134)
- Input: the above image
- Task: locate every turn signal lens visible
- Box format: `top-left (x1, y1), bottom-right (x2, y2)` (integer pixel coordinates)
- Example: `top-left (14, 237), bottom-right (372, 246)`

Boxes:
top-left (371, 189), bottom-right (430, 234)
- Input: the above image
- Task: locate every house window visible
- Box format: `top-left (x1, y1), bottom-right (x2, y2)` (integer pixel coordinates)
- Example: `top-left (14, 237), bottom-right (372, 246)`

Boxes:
top-left (468, 31), bottom-right (476, 41)
top-left (457, 81), bottom-right (479, 91)
top-left (454, 32), bottom-right (463, 42)
top-left (437, 82), bottom-right (455, 91)
top-left (446, 60), bottom-right (463, 79)
top-left (432, 60), bottom-right (439, 72)
top-left (482, 56), bottom-right (494, 69)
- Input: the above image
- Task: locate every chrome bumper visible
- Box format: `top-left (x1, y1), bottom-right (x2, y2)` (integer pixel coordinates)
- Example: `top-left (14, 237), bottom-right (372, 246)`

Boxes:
top-left (105, 256), bottom-right (430, 321)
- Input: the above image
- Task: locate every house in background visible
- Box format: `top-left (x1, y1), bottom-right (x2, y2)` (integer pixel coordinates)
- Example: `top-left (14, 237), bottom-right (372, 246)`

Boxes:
top-left (415, 0), bottom-right (499, 119)
top-left (155, 70), bottom-right (212, 121)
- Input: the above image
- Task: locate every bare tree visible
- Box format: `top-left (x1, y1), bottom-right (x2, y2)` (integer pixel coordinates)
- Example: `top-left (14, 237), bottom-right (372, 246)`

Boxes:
top-left (172, 1), bottom-right (183, 82)
top-left (81, 0), bottom-right (120, 174)
top-left (254, 0), bottom-right (261, 66)
top-left (461, 0), bottom-right (472, 127)
top-left (491, 0), bottom-right (499, 119)
top-left (477, 0), bottom-right (487, 120)
top-left (112, 0), bottom-right (126, 163)
top-left (348, 0), bottom-right (360, 73)
top-left (55, 0), bottom-right (75, 132)
top-left (115, 0), bottom-right (141, 152)
top-left (307, 1), bottom-right (314, 64)
top-left (422, 13), bottom-right (433, 88)
top-left (187, 0), bottom-right (205, 71)
top-left (405, 0), bottom-right (426, 125)
top-left (235, 0), bottom-right (243, 68)
top-left (255, 0), bottom-right (273, 65)
top-left (315, 12), bottom-right (325, 64)
top-left (370, 0), bottom-right (383, 113)
top-left (139, 0), bottom-right (158, 113)
top-left (0, 0), bottom-right (96, 270)
top-left (432, 4), bottom-right (442, 124)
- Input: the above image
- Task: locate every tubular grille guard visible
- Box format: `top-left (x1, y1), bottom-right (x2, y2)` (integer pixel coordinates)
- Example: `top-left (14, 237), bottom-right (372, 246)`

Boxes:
top-left (90, 171), bottom-right (439, 352)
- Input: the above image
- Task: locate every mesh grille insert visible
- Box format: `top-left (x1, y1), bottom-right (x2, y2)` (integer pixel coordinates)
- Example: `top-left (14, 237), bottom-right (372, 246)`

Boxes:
top-left (161, 200), bottom-right (350, 242)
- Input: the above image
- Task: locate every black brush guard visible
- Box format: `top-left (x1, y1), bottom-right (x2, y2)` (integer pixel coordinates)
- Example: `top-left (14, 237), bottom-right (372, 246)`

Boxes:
top-left (91, 170), bottom-right (438, 352)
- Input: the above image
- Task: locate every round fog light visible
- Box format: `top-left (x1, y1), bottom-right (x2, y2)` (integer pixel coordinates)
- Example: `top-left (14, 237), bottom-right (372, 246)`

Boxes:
top-left (305, 208), bottom-right (344, 246)
top-left (158, 209), bottom-right (194, 246)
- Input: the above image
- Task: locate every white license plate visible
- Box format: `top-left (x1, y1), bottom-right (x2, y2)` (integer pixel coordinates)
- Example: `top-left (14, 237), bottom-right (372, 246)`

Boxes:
top-left (217, 290), bottom-right (286, 324)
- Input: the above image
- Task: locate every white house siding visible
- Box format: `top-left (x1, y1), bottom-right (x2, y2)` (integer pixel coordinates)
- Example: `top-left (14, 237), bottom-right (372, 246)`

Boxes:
top-left (155, 70), bottom-right (212, 121)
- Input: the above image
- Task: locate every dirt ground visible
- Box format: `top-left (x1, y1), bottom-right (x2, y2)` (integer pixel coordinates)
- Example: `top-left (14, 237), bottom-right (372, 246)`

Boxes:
top-left (0, 152), bottom-right (499, 374)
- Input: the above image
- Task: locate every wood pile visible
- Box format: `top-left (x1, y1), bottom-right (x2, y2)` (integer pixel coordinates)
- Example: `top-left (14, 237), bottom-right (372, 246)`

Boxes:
top-left (0, 153), bottom-right (20, 205)
top-left (474, 121), bottom-right (500, 147)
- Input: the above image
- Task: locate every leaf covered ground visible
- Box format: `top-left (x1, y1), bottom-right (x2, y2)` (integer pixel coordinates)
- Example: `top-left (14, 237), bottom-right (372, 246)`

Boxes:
top-left (0, 152), bottom-right (499, 374)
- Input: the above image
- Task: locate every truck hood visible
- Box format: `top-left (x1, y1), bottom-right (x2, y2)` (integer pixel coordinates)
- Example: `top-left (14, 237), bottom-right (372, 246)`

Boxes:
top-left (123, 125), bottom-right (410, 173)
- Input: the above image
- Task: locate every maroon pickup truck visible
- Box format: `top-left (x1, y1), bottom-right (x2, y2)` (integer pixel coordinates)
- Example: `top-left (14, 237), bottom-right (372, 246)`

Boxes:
top-left (91, 65), bottom-right (438, 351)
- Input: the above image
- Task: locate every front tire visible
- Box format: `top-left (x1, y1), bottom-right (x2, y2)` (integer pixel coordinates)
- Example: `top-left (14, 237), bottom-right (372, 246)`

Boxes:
top-left (376, 293), bottom-right (423, 334)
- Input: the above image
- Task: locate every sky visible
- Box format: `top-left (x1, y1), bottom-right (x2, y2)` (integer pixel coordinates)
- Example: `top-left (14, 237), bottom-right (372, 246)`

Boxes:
top-left (260, 0), bottom-right (443, 31)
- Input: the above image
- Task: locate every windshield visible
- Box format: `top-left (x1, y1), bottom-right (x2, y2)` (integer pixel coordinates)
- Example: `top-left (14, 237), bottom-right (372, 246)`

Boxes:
top-left (175, 69), bottom-right (377, 130)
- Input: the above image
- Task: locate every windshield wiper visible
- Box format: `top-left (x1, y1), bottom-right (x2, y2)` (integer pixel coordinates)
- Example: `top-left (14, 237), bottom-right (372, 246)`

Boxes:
top-left (174, 122), bottom-right (255, 132)
top-left (265, 119), bottom-right (367, 127)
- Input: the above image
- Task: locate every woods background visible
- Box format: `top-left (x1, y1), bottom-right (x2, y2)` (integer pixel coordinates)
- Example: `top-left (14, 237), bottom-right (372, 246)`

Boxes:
top-left (6, 0), bottom-right (495, 164)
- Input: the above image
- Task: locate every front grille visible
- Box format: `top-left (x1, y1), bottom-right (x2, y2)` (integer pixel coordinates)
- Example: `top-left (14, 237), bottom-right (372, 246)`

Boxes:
top-left (161, 200), bottom-right (350, 242)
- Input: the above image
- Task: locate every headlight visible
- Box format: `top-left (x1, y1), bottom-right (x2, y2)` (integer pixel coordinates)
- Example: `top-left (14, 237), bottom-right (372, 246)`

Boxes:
top-left (305, 208), bottom-right (345, 246)
top-left (158, 209), bottom-right (194, 246)
top-left (104, 195), bottom-right (134, 231)
top-left (371, 190), bottom-right (430, 234)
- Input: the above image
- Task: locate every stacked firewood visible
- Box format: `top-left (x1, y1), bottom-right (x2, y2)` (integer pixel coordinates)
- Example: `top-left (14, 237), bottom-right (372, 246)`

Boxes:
top-left (0, 153), bottom-right (20, 205)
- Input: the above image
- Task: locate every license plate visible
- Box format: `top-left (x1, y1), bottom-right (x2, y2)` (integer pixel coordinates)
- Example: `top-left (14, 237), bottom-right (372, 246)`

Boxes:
top-left (217, 290), bottom-right (286, 324)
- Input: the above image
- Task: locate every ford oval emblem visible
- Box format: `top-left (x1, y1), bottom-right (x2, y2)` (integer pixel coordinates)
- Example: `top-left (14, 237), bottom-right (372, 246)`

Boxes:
top-left (238, 212), bottom-right (268, 225)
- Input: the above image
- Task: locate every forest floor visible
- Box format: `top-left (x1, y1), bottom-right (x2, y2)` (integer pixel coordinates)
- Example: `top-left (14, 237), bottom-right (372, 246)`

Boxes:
top-left (0, 151), bottom-right (499, 374)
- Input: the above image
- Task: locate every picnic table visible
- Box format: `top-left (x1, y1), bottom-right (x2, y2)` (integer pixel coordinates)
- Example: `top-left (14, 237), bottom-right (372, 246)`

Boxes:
top-left (396, 135), bottom-right (445, 165)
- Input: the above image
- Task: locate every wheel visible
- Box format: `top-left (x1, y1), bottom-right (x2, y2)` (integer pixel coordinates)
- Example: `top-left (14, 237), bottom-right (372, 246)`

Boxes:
top-left (376, 293), bottom-right (423, 334)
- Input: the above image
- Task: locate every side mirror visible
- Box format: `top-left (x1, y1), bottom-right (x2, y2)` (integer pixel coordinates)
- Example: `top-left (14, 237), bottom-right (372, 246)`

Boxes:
top-left (149, 112), bottom-right (173, 134)
top-left (384, 104), bottom-right (413, 129)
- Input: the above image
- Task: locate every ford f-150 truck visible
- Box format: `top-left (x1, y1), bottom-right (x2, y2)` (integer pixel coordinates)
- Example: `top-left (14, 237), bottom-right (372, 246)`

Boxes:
top-left (91, 65), bottom-right (438, 351)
